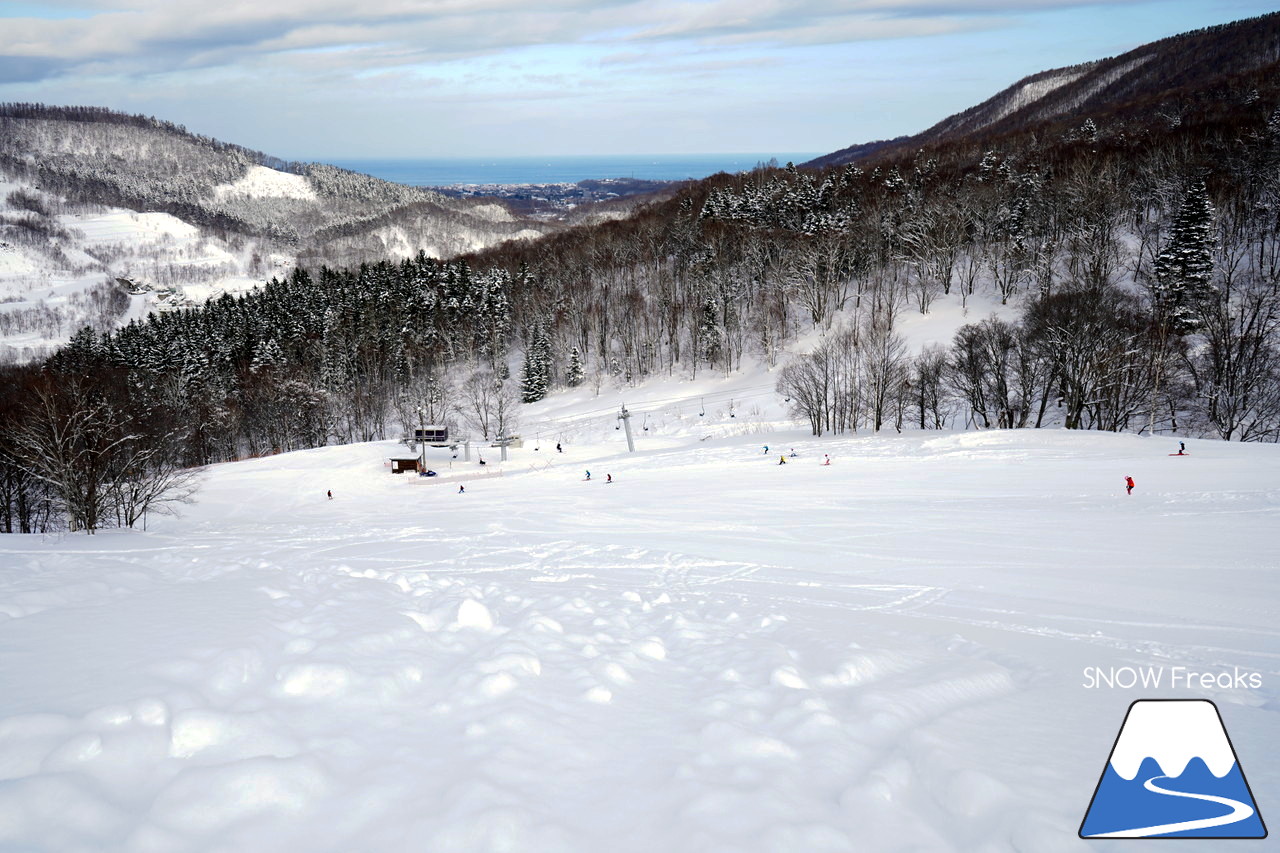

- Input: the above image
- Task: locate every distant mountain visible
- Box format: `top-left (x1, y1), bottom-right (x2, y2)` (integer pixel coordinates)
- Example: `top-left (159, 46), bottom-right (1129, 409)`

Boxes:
top-left (0, 104), bottom-right (555, 360)
top-left (0, 104), bottom-right (551, 266)
top-left (808, 11), bottom-right (1280, 169)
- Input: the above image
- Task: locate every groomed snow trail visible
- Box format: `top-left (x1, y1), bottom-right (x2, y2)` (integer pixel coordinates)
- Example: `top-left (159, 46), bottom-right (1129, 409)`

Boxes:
top-left (0, 430), bottom-right (1275, 852)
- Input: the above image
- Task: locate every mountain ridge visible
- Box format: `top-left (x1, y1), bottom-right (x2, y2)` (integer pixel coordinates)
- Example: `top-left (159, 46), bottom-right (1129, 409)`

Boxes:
top-left (807, 11), bottom-right (1280, 169)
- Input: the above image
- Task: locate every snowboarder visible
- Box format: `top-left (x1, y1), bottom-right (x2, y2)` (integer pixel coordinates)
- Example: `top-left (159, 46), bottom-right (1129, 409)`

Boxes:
top-left (823, 454), bottom-right (831, 466)
top-left (479, 458), bottom-right (486, 466)
top-left (327, 489), bottom-right (332, 500)
top-left (763, 445), bottom-right (769, 455)
top-left (789, 448), bottom-right (797, 457)
top-left (1125, 475), bottom-right (1135, 495)
top-left (556, 443), bottom-right (563, 453)
top-left (458, 485), bottom-right (465, 494)
top-left (585, 470), bottom-right (591, 481)
top-left (606, 474), bottom-right (612, 484)
top-left (1178, 441), bottom-right (1186, 455)
top-left (778, 455), bottom-right (787, 465)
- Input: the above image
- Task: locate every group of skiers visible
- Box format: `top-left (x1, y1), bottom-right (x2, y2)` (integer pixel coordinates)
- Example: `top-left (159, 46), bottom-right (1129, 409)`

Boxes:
top-left (768, 446), bottom-right (832, 467)
top-left (334, 438), bottom-right (1191, 501)
top-left (763, 441), bottom-right (1176, 499)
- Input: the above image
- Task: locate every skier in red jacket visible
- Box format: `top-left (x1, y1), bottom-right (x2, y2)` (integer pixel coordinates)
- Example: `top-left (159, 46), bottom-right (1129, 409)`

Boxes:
top-left (1125, 476), bottom-right (1135, 495)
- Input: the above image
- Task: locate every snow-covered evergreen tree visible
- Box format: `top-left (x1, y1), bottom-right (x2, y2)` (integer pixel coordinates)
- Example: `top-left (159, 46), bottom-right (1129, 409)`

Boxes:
top-left (1153, 179), bottom-right (1215, 334)
top-left (250, 339), bottom-right (284, 374)
top-left (565, 346), bottom-right (585, 387)
top-left (521, 324), bottom-right (552, 403)
top-left (698, 297), bottom-right (723, 369)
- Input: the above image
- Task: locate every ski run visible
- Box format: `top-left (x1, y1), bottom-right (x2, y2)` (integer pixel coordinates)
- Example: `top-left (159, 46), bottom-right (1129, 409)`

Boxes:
top-left (0, 426), bottom-right (1276, 852)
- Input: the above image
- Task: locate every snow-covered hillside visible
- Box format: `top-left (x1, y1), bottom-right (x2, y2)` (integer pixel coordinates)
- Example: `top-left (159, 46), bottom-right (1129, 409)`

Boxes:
top-left (932, 65), bottom-right (1092, 138)
top-left (0, 174), bottom-right (286, 361)
top-left (1, 423), bottom-right (1275, 852)
top-left (0, 162), bottom-right (549, 362)
top-left (1, 107), bottom-right (558, 360)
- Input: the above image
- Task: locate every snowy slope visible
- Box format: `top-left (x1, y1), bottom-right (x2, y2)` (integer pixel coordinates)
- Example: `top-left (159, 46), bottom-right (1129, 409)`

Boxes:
top-left (0, 424), bottom-right (1276, 852)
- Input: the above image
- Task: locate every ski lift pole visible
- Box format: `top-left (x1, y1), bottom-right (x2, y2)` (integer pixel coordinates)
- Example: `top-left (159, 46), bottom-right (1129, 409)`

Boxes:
top-left (619, 404), bottom-right (636, 453)
top-left (417, 406), bottom-right (427, 469)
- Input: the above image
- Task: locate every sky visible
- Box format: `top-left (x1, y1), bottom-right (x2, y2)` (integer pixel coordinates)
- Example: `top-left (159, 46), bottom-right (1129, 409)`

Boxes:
top-left (0, 0), bottom-right (1274, 160)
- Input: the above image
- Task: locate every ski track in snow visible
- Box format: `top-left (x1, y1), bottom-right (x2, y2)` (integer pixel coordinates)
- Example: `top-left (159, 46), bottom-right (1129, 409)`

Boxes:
top-left (0, 430), bottom-right (1276, 851)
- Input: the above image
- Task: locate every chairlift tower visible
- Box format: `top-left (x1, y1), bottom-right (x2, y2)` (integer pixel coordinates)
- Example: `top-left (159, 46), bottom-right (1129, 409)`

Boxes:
top-left (416, 406), bottom-right (427, 469)
top-left (618, 404), bottom-right (636, 453)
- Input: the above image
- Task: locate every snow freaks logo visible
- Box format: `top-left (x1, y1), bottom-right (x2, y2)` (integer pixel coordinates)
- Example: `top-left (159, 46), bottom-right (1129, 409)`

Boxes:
top-left (1079, 700), bottom-right (1267, 839)
top-left (1082, 666), bottom-right (1262, 690)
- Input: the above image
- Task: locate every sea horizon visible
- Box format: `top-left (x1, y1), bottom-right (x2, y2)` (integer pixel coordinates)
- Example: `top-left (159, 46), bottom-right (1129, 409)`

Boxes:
top-left (327, 153), bottom-right (822, 187)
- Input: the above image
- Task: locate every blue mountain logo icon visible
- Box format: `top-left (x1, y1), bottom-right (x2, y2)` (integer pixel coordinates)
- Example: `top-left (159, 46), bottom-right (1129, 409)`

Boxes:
top-left (1080, 699), bottom-right (1266, 839)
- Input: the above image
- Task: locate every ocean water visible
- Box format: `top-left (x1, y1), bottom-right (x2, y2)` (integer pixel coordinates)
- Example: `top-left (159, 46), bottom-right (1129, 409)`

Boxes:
top-left (329, 154), bottom-right (821, 187)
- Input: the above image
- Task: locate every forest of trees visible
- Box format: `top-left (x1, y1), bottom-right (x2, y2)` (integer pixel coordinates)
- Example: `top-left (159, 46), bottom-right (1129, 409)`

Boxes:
top-left (3, 37), bottom-right (1280, 533)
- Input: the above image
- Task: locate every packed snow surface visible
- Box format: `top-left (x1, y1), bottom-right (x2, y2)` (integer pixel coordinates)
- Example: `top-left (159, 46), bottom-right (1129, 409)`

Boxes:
top-left (0, 427), bottom-right (1276, 852)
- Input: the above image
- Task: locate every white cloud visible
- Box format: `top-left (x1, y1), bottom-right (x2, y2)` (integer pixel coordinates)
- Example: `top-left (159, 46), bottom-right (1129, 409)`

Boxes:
top-left (0, 0), bottom-right (1267, 159)
top-left (0, 0), bottom-right (1146, 81)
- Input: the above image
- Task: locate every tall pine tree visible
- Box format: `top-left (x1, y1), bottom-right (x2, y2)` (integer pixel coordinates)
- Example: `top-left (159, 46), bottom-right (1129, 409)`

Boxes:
top-left (521, 324), bottom-right (552, 403)
top-left (565, 346), bottom-right (585, 387)
top-left (1153, 179), bottom-right (1215, 334)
